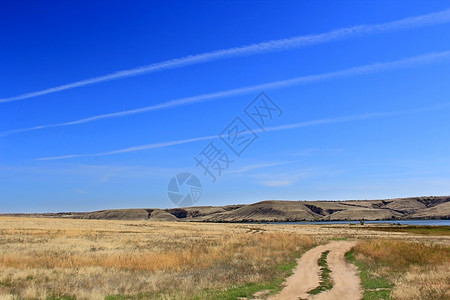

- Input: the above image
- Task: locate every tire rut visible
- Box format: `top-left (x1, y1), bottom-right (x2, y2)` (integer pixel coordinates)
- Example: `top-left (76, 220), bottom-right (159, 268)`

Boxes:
top-left (268, 240), bottom-right (362, 300)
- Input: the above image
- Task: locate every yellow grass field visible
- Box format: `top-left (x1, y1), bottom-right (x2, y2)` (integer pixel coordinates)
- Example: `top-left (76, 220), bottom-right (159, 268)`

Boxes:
top-left (0, 217), bottom-right (448, 299)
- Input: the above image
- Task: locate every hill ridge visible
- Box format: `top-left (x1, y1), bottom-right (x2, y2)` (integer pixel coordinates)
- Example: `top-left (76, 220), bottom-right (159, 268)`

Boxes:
top-left (2, 196), bottom-right (449, 222)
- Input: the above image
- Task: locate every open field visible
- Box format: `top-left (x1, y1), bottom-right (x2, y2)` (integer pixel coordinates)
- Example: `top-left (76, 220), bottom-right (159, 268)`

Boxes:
top-left (347, 239), bottom-right (450, 300)
top-left (0, 217), bottom-right (449, 299)
top-left (362, 225), bottom-right (450, 236)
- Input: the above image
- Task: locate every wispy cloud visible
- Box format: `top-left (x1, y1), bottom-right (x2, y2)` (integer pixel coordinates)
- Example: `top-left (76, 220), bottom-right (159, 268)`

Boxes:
top-left (258, 173), bottom-right (314, 187)
top-left (0, 163), bottom-right (181, 177)
top-left (3, 50), bottom-right (450, 137)
top-left (36, 101), bottom-right (450, 161)
top-left (36, 135), bottom-right (216, 160)
top-left (229, 161), bottom-right (295, 174)
top-left (1, 8), bottom-right (450, 104)
top-left (254, 168), bottom-right (339, 187)
top-left (259, 178), bottom-right (300, 187)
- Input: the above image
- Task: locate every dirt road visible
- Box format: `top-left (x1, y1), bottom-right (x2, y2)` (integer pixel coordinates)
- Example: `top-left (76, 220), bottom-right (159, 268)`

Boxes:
top-left (269, 240), bottom-right (362, 300)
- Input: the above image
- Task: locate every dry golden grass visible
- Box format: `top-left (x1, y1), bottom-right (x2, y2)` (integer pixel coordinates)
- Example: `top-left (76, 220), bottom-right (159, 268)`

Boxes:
top-left (354, 239), bottom-right (449, 269)
top-left (1, 217), bottom-right (449, 299)
top-left (392, 264), bottom-right (450, 300)
top-left (0, 217), bottom-right (315, 299)
top-left (353, 239), bottom-right (450, 300)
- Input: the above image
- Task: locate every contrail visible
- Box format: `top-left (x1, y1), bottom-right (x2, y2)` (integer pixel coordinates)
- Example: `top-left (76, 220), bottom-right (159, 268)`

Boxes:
top-left (2, 8), bottom-right (450, 104)
top-left (2, 50), bottom-right (450, 137)
top-left (37, 135), bottom-right (217, 161)
top-left (36, 102), bottom-right (450, 161)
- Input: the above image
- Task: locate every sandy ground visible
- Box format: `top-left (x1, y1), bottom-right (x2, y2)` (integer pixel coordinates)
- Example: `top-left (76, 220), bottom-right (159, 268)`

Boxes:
top-left (269, 240), bottom-right (362, 300)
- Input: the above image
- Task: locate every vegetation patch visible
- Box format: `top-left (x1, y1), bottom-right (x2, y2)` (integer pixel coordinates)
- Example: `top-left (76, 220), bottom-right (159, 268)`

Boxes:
top-left (345, 250), bottom-right (393, 300)
top-left (195, 248), bottom-right (311, 299)
top-left (0, 217), bottom-right (316, 299)
top-left (347, 239), bottom-right (450, 300)
top-left (308, 250), bottom-right (332, 295)
top-left (198, 277), bottom-right (284, 300)
top-left (362, 225), bottom-right (450, 236)
top-left (106, 259), bottom-right (301, 300)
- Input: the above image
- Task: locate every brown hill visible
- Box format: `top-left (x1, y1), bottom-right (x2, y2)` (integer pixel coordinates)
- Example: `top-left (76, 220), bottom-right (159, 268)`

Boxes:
top-left (74, 209), bottom-right (150, 220)
top-left (2, 196), bottom-right (449, 222)
top-left (148, 209), bottom-right (179, 222)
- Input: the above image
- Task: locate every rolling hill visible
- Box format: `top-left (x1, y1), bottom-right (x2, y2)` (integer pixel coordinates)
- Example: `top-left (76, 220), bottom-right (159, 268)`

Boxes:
top-left (3, 196), bottom-right (449, 222)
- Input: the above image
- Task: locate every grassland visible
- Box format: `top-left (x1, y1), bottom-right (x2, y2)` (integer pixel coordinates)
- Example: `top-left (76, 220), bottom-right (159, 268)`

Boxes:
top-left (347, 239), bottom-right (450, 300)
top-left (362, 225), bottom-right (450, 236)
top-left (0, 217), bottom-right (448, 299)
top-left (0, 217), bottom-right (316, 299)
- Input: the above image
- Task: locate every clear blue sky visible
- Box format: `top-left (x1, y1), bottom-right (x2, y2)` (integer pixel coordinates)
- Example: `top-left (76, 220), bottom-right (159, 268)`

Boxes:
top-left (1, 1), bottom-right (450, 212)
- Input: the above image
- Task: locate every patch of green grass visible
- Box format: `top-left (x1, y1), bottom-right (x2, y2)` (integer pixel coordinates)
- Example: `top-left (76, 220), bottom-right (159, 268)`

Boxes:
top-left (330, 237), bottom-right (347, 241)
top-left (308, 250), bottom-right (332, 295)
top-left (105, 294), bottom-right (151, 300)
top-left (0, 279), bottom-right (13, 288)
top-left (345, 250), bottom-right (393, 300)
top-left (105, 296), bottom-right (128, 300)
top-left (276, 257), bottom-right (298, 273)
top-left (46, 296), bottom-right (76, 300)
top-left (198, 281), bottom-right (282, 300)
top-left (363, 225), bottom-right (450, 236)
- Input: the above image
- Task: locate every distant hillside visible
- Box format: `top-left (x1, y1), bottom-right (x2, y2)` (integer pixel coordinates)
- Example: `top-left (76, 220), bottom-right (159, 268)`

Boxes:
top-left (3, 196), bottom-right (449, 222)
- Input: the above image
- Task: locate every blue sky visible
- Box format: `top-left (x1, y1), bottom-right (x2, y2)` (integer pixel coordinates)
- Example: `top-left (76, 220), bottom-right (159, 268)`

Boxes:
top-left (1, 1), bottom-right (450, 212)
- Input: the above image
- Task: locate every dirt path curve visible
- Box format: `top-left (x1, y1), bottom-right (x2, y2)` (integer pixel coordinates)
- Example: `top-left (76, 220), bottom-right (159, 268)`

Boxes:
top-left (269, 240), bottom-right (362, 300)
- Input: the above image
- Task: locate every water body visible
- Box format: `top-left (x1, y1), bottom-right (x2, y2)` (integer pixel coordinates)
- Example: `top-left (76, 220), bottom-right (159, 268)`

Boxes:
top-left (272, 220), bottom-right (450, 226)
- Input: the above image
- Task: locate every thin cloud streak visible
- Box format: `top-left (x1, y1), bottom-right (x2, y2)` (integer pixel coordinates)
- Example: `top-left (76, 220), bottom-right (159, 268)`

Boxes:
top-left (3, 50), bottom-right (450, 137)
top-left (36, 102), bottom-right (450, 161)
top-left (229, 161), bottom-right (295, 174)
top-left (36, 135), bottom-right (216, 161)
top-left (262, 102), bottom-right (450, 134)
top-left (2, 8), bottom-right (450, 104)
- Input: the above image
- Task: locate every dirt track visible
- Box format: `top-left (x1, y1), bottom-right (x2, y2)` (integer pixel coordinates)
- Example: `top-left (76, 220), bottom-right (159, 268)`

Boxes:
top-left (269, 240), bottom-right (362, 300)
